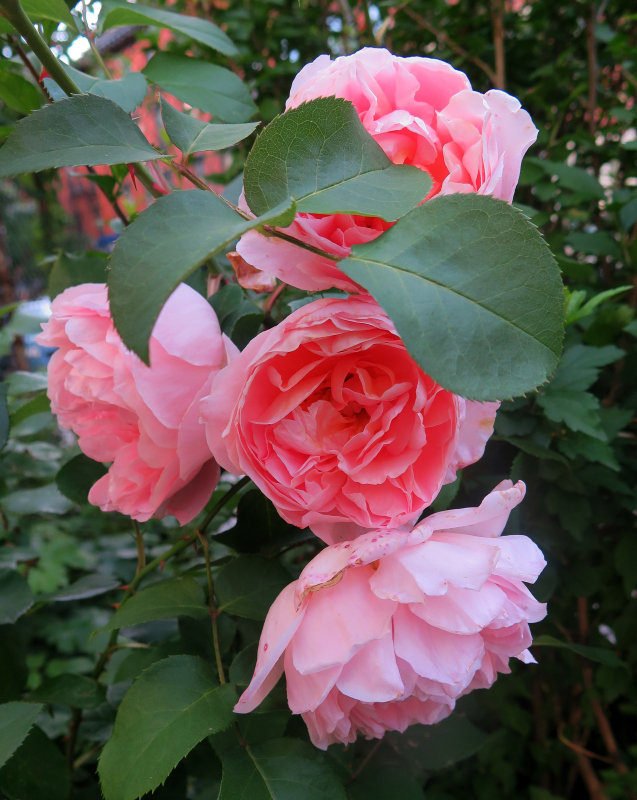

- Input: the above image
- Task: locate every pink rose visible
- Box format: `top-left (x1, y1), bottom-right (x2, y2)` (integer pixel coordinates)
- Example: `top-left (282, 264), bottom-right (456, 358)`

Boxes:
top-left (235, 47), bottom-right (538, 292)
top-left (201, 295), bottom-right (498, 543)
top-left (235, 481), bottom-right (546, 749)
top-left (37, 283), bottom-right (237, 524)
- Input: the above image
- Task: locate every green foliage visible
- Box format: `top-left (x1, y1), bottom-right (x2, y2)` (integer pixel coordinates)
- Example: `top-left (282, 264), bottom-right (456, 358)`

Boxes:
top-left (161, 99), bottom-right (260, 157)
top-left (0, 94), bottom-right (162, 177)
top-left (143, 53), bottom-right (257, 122)
top-left (100, 577), bottom-right (209, 632)
top-left (244, 97), bottom-right (432, 218)
top-left (99, 1), bottom-right (238, 57)
top-left (107, 190), bottom-right (295, 362)
top-left (98, 655), bottom-right (236, 800)
top-left (340, 195), bottom-right (564, 400)
top-left (215, 738), bottom-right (347, 800)
top-left (44, 66), bottom-right (148, 113)
top-left (0, 701), bottom-right (42, 767)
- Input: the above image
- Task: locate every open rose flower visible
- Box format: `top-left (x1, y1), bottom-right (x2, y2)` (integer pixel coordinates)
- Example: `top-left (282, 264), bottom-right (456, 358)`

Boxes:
top-left (235, 47), bottom-right (538, 292)
top-left (235, 481), bottom-right (546, 749)
top-left (201, 295), bottom-right (498, 543)
top-left (37, 283), bottom-right (237, 524)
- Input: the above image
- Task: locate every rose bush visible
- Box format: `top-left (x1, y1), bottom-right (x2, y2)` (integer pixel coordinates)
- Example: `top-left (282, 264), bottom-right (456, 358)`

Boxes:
top-left (235, 46), bottom-right (538, 292)
top-left (235, 481), bottom-right (546, 749)
top-left (37, 283), bottom-right (236, 524)
top-left (201, 294), bottom-right (498, 543)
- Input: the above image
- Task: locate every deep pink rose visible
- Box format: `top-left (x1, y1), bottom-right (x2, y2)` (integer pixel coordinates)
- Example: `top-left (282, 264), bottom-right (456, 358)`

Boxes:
top-left (235, 47), bottom-right (538, 292)
top-left (201, 295), bottom-right (498, 543)
top-left (36, 283), bottom-right (236, 524)
top-left (235, 481), bottom-right (546, 749)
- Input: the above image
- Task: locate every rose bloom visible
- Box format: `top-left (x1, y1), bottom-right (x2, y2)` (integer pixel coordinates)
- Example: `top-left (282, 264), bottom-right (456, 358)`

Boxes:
top-left (201, 295), bottom-right (498, 543)
top-left (235, 47), bottom-right (538, 292)
top-left (36, 283), bottom-right (236, 524)
top-left (235, 481), bottom-right (546, 749)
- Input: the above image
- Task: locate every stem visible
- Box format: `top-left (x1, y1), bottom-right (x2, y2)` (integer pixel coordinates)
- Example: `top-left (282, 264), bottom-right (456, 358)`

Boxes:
top-left (133, 520), bottom-right (146, 576)
top-left (92, 480), bottom-right (249, 679)
top-left (400, 4), bottom-right (499, 87)
top-left (197, 530), bottom-right (226, 684)
top-left (81, 0), bottom-right (112, 79)
top-left (586, 3), bottom-right (598, 138)
top-left (0, 0), bottom-right (80, 95)
top-left (0, 0), bottom-right (164, 199)
top-left (490, 0), bottom-right (506, 90)
top-left (198, 475), bottom-right (251, 534)
top-left (261, 226), bottom-right (340, 262)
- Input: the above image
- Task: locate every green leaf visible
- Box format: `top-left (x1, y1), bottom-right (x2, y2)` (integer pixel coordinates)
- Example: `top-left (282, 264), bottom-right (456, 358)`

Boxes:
top-left (216, 738), bottom-right (347, 800)
top-left (386, 714), bottom-right (489, 771)
top-left (0, 383), bottom-right (8, 451)
top-left (101, 577), bottom-right (208, 633)
top-left (44, 68), bottom-right (148, 113)
top-left (532, 635), bottom-right (626, 668)
top-left (29, 675), bottom-right (105, 709)
top-left (565, 285), bottom-right (631, 325)
top-left (537, 390), bottom-right (605, 439)
top-left (1, 484), bottom-right (73, 516)
top-left (349, 766), bottom-right (425, 800)
top-left (339, 194), bottom-right (564, 400)
top-left (0, 68), bottom-right (41, 115)
top-left (9, 391), bottom-right (50, 428)
top-left (526, 157), bottom-right (604, 198)
top-left (244, 97), bottom-right (431, 219)
top-left (55, 453), bottom-right (107, 505)
top-left (47, 250), bottom-right (109, 299)
top-left (108, 190), bottom-right (295, 362)
top-left (0, 569), bottom-right (34, 624)
top-left (216, 490), bottom-right (310, 555)
top-left (161, 99), bottom-right (259, 157)
top-left (566, 231), bottom-right (622, 259)
top-left (44, 573), bottom-right (121, 602)
top-left (208, 284), bottom-right (264, 350)
top-left (22, 0), bottom-right (75, 26)
top-left (215, 556), bottom-right (291, 620)
top-left (101, 1), bottom-right (238, 56)
top-left (0, 626), bottom-right (27, 703)
top-left (98, 655), bottom-right (236, 800)
top-left (0, 726), bottom-right (70, 800)
top-left (0, 702), bottom-right (43, 769)
top-left (0, 94), bottom-right (163, 178)
top-left (143, 54), bottom-right (257, 122)
top-left (0, 18), bottom-right (14, 34)
top-left (545, 344), bottom-right (624, 392)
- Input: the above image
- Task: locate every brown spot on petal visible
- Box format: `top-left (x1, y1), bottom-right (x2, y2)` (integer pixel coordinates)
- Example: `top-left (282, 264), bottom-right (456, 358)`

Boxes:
top-left (228, 251), bottom-right (277, 292)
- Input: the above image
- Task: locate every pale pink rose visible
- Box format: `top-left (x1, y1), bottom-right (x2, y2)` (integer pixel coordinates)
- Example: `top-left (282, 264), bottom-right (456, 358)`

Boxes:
top-left (201, 295), bottom-right (498, 543)
top-left (236, 47), bottom-right (538, 292)
top-left (36, 283), bottom-right (237, 524)
top-left (235, 481), bottom-right (546, 749)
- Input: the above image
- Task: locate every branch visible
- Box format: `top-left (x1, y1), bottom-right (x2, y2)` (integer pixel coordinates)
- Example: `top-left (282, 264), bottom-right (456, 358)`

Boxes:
top-left (400, 4), bottom-right (499, 87)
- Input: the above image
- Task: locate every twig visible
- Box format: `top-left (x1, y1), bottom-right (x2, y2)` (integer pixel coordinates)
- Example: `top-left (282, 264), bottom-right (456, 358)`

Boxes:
top-left (400, 4), bottom-right (499, 86)
top-left (197, 529), bottom-right (225, 685)
top-left (490, 0), bottom-right (506, 89)
top-left (586, 3), bottom-right (598, 138)
top-left (132, 520), bottom-right (146, 576)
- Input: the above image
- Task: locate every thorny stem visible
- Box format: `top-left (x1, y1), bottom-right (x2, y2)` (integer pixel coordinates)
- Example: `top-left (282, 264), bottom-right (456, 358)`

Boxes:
top-left (132, 520), bottom-right (146, 575)
top-left (0, 0), bottom-right (163, 198)
top-left (197, 530), bottom-right (226, 684)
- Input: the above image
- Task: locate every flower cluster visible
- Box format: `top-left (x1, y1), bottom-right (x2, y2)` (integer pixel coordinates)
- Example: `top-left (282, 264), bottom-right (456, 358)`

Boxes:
top-left (39, 49), bottom-right (546, 748)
